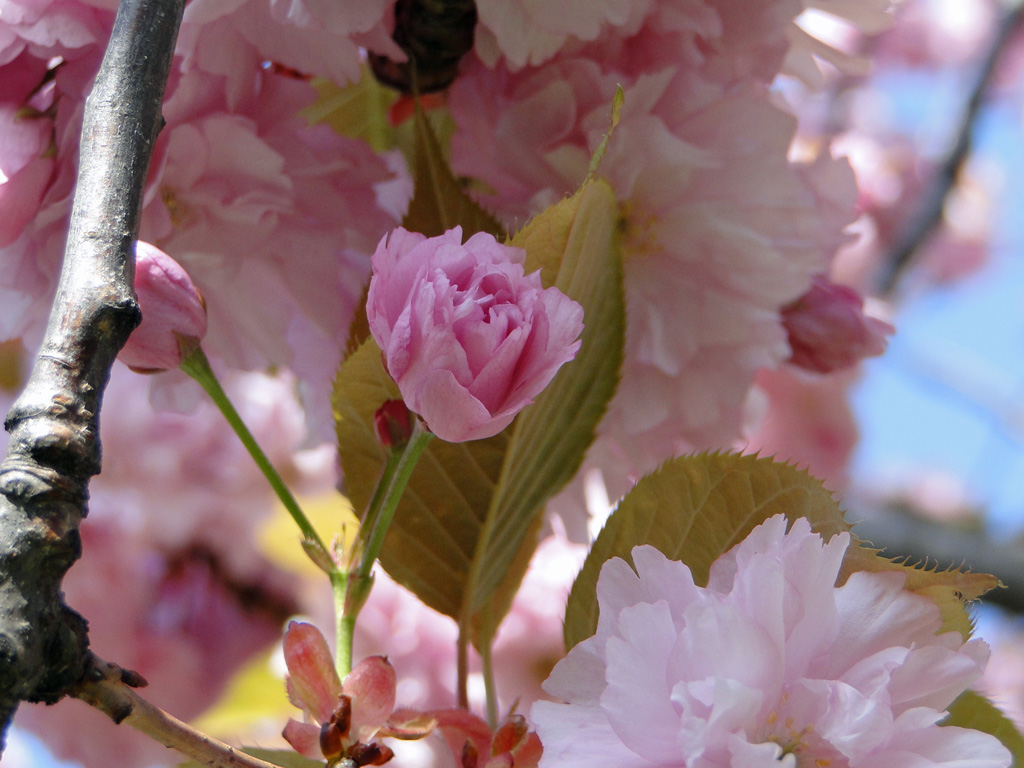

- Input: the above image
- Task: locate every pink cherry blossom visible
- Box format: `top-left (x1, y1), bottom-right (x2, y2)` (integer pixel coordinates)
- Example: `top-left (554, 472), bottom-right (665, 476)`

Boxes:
top-left (781, 275), bottom-right (893, 373)
top-left (119, 241), bottom-right (207, 373)
top-left (432, 709), bottom-right (542, 768)
top-left (447, 0), bottom-right (866, 523)
top-left (173, 0), bottom-right (400, 106)
top-left (0, 53), bottom-right (56, 249)
top-left (0, 0), bottom-right (113, 63)
top-left (532, 515), bottom-right (1010, 768)
top-left (1, 62), bottom-right (402, 406)
top-left (282, 621), bottom-right (433, 765)
top-left (473, 0), bottom-right (651, 70)
top-left (366, 226), bottom-right (584, 443)
top-left (142, 72), bottom-right (399, 375)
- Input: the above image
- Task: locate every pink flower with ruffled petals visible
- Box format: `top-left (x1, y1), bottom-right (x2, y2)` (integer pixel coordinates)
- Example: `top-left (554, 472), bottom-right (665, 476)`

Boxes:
top-left (532, 515), bottom-right (1011, 768)
top-left (0, 0), bottom-right (113, 63)
top-left (474, 0), bottom-right (651, 70)
top-left (448, 26), bottom-right (860, 523)
top-left (367, 226), bottom-right (584, 443)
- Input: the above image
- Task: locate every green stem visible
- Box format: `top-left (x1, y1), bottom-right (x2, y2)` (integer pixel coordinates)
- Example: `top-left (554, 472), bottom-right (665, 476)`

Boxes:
top-left (358, 422), bottom-right (432, 580)
top-left (456, 627), bottom-right (470, 710)
top-left (479, 609), bottom-right (499, 730)
top-left (331, 570), bottom-right (352, 678)
top-left (180, 348), bottom-right (330, 562)
top-left (336, 420), bottom-right (433, 674)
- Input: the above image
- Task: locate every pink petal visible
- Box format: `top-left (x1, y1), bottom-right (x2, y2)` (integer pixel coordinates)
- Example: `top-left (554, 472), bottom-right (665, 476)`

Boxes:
top-left (430, 708), bottom-right (494, 766)
top-left (282, 719), bottom-right (323, 759)
top-left (283, 621), bottom-right (342, 723)
top-left (380, 708), bottom-right (437, 741)
top-left (343, 655), bottom-right (397, 744)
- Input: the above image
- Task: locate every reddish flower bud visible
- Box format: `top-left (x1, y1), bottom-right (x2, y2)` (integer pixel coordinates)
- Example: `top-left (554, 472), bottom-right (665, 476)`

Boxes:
top-left (374, 399), bottom-right (414, 449)
top-left (120, 241), bottom-right (207, 373)
top-left (782, 276), bottom-right (893, 374)
top-left (319, 719), bottom-right (345, 761)
top-left (348, 741), bottom-right (394, 767)
top-left (490, 714), bottom-right (529, 755)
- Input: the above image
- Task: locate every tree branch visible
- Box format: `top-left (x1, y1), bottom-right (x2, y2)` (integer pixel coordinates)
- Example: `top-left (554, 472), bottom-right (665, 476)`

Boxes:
top-left (0, 0), bottom-right (183, 749)
top-left (72, 658), bottom-right (286, 768)
top-left (878, 0), bottom-right (1024, 296)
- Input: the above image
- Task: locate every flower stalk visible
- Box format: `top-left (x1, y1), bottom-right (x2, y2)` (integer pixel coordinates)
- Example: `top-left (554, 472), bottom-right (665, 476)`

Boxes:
top-left (179, 347), bottom-right (331, 565)
top-left (335, 418), bottom-right (434, 676)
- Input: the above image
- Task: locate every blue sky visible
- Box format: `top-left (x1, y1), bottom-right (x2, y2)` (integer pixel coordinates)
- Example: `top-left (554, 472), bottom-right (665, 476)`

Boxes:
top-left (851, 67), bottom-right (1024, 535)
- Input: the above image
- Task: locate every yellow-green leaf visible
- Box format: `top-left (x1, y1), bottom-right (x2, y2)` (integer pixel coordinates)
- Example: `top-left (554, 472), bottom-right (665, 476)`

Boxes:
top-left (563, 453), bottom-right (848, 650)
top-left (333, 340), bottom-right (508, 618)
top-left (403, 104), bottom-right (504, 238)
top-left (466, 179), bottom-right (625, 641)
top-left (301, 71), bottom-right (397, 153)
top-left (945, 690), bottom-right (1024, 767)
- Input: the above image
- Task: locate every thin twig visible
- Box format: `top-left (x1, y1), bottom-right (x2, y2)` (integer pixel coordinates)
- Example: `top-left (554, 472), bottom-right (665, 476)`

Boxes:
top-left (73, 657), bottom-right (286, 768)
top-left (0, 0), bottom-right (184, 749)
top-left (879, 0), bottom-right (1024, 296)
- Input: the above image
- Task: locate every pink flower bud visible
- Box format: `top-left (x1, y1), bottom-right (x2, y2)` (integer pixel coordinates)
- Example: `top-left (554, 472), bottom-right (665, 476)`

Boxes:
top-left (782, 276), bottom-right (893, 374)
top-left (120, 241), bottom-right (207, 373)
top-left (366, 227), bottom-right (584, 443)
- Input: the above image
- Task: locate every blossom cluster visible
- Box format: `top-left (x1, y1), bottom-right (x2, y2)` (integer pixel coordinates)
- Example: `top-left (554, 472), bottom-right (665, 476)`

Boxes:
top-left (4, 0), bottom-right (1005, 767)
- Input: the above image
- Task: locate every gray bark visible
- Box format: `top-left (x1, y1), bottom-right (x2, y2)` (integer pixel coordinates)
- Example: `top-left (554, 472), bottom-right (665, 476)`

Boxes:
top-left (0, 0), bottom-right (183, 748)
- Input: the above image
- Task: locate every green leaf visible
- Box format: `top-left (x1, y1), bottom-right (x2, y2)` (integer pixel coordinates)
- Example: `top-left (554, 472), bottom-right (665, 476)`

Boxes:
top-left (403, 103), bottom-right (504, 238)
top-left (180, 749), bottom-right (324, 768)
top-left (945, 690), bottom-right (1024, 767)
top-left (300, 70), bottom-right (397, 153)
top-left (466, 179), bottom-right (625, 640)
top-left (563, 453), bottom-right (848, 650)
top-left (333, 339), bottom-right (509, 618)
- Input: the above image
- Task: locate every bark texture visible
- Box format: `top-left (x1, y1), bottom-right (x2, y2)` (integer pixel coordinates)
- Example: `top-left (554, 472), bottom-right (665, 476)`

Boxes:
top-left (0, 0), bottom-right (183, 748)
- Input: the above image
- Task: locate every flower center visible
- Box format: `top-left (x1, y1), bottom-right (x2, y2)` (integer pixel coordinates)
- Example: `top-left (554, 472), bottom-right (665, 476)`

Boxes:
top-left (617, 201), bottom-right (660, 261)
top-left (161, 186), bottom-right (190, 228)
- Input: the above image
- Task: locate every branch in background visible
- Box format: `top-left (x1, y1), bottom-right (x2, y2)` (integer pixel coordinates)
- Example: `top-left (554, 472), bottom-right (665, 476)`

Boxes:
top-left (878, 0), bottom-right (1024, 297)
top-left (73, 658), bottom-right (285, 768)
top-left (0, 0), bottom-right (184, 749)
top-left (851, 503), bottom-right (1024, 614)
